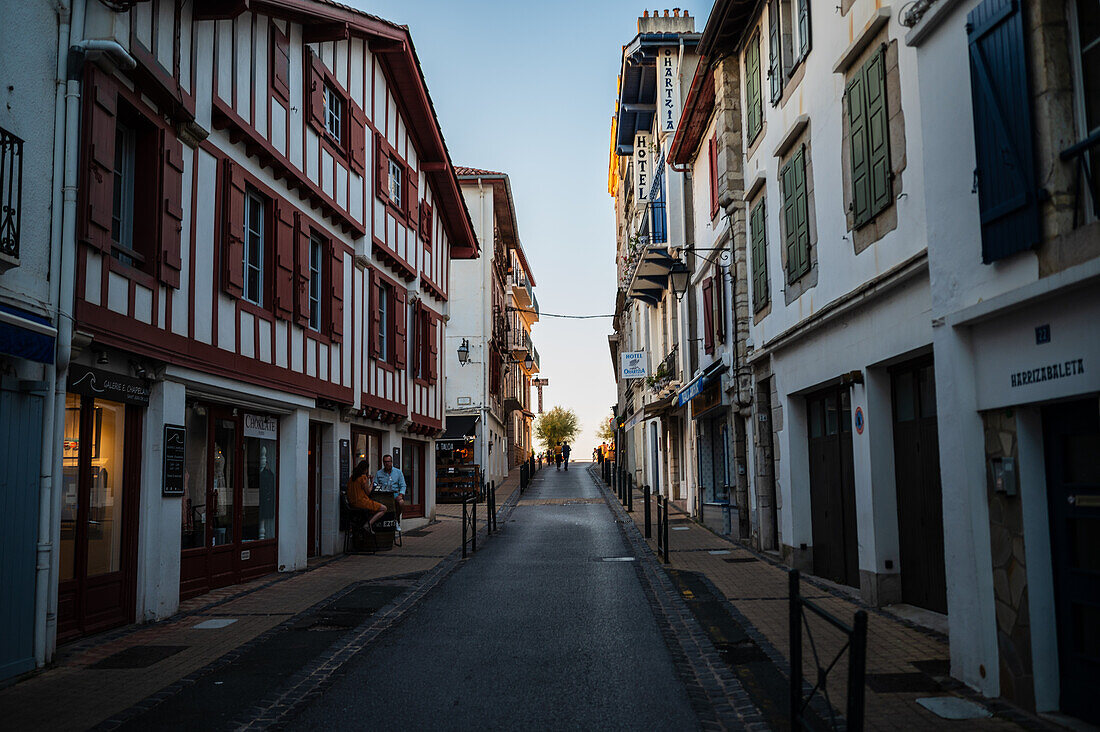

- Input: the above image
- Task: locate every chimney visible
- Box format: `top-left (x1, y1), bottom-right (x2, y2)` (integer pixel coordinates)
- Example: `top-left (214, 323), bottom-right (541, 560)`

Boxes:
top-left (637, 9), bottom-right (696, 34)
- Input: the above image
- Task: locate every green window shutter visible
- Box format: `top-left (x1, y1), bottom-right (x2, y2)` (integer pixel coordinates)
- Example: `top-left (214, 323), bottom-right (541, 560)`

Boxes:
top-left (847, 69), bottom-right (871, 227)
top-left (747, 34), bottom-right (763, 143)
top-left (751, 199), bottom-right (769, 310)
top-left (781, 160), bottom-right (798, 282)
top-left (768, 0), bottom-right (782, 104)
top-left (865, 47), bottom-right (892, 217)
top-left (797, 0), bottom-right (812, 61)
top-left (792, 147), bottom-right (810, 278)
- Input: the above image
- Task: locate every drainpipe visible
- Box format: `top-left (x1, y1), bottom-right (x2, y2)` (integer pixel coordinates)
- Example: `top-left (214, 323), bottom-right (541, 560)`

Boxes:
top-left (34, 0), bottom-right (72, 669)
top-left (478, 179), bottom-right (489, 480)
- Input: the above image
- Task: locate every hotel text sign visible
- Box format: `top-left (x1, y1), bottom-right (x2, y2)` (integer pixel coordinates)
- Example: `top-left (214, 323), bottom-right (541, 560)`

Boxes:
top-left (634, 132), bottom-right (650, 204)
top-left (621, 351), bottom-right (648, 379)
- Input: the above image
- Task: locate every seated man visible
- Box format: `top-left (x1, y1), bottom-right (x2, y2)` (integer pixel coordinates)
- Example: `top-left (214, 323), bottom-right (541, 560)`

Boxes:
top-left (374, 454), bottom-right (408, 531)
top-left (347, 460), bottom-right (385, 535)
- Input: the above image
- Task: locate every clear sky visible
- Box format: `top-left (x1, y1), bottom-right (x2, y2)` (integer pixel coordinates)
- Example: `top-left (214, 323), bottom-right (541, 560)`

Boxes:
top-left (350, 0), bottom-right (712, 457)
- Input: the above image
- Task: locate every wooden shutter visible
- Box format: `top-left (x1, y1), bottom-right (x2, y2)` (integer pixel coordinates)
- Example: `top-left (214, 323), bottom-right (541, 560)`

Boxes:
top-left (222, 159), bottom-right (246, 298)
top-left (158, 129), bottom-right (184, 289)
top-left (405, 166), bottom-right (418, 230)
top-left (295, 215), bottom-right (311, 327)
top-left (865, 48), bottom-right (892, 218)
top-left (272, 198), bottom-right (295, 320)
top-left (768, 0), bottom-right (782, 104)
top-left (420, 200), bottom-right (433, 245)
top-left (746, 33), bottom-right (762, 143)
top-left (308, 50), bottom-right (325, 132)
top-left (81, 71), bottom-right (117, 252)
top-left (702, 278), bottom-right (714, 355)
top-left (393, 287), bottom-right (407, 369)
top-left (709, 137), bottom-right (720, 219)
top-left (349, 105), bottom-right (366, 175)
top-left (751, 199), bottom-right (769, 310)
top-left (271, 25), bottom-right (291, 102)
top-left (797, 0), bottom-right (811, 60)
top-left (329, 245), bottom-right (344, 340)
top-left (967, 0), bottom-right (1039, 263)
top-left (714, 274), bottom-right (725, 343)
top-left (428, 315), bottom-right (439, 384)
top-left (369, 269), bottom-right (382, 358)
top-left (847, 69), bottom-right (871, 227)
top-left (375, 133), bottom-right (389, 201)
top-left (792, 147), bottom-right (811, 278)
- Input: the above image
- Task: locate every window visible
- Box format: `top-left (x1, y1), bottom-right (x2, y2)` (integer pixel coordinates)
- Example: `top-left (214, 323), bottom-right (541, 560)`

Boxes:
top-left (243, 189), bottom-right (265, 305)
top-left (308, 232), bottom-right (324, 331)
top-left (767, 0), bottom-right (811, 104)
top-left (111, 122), bottom-right (137, 264)
top-left (746, 32), bottom-right (763, 144)
top-left (846, 47), bottom-right (892, 228)
top-left (750, 198), bottom-right (769, 311)
top-left (378, 281), bottom-right (390, 361)
top-left (415, 306), bottom-right (430, 380)
top-left (388, 159), bottom-right (403, 208)
top-left (651, 164), bottom-right (667, 244)
top-left (780, 146), bottom-right (811, 282)
top-left (323, 83), bottom-right (343, 144)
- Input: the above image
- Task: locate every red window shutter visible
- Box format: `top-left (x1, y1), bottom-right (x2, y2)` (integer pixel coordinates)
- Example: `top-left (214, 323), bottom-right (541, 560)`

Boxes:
top-left (329, 244), bottom-right (344, 340)
top-left (80, 72), bottom-right (117, 252)
top-left (702, 278), bottom-right (715, 355)
top-left (420, 201), bottom-right (433, 245)
top-left (714, 274), bottom-right (725, 343)
top-left (308, 50), bottom-right (325, 132)
top-left (375, 133), bottom-right (389, 201)
top-left (273, 198), bottom-right (295, 320)
top-left (271, 25), bottom-right (291, 102)
top-left (349, 105), bottom-right (366, 175)
top-left (369, 269), bottom-right (382, 358)
top-left (393, 286), bottom-right (407, 370)
top-left (157, 128), bottom-right (184, 289)
top-left (428, 315), bottom-right (439, 384)
top-left (405, 165), bottom-right (418, 230)
top-left (294, 214), bottom-right (311, 327)
top-left (222, 159), bottom-right (246, 298)
top-left (709, 137), bottom-right (720, 219)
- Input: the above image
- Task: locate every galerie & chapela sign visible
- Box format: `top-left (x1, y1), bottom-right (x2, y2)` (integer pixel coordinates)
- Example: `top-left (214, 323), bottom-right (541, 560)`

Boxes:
top-left (67, 364), bottom-right (150, 406)
top-left (621, 351), bottom-right (648, 379)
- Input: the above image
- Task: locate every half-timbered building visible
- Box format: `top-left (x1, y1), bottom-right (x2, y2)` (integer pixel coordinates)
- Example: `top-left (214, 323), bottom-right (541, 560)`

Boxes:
top-left (46, 0), bottom-right (476, 655)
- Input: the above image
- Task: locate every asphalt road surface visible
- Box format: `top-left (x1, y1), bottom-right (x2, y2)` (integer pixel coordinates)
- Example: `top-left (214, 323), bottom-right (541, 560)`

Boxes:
top-left (287, 463), bottom-right (699, 730)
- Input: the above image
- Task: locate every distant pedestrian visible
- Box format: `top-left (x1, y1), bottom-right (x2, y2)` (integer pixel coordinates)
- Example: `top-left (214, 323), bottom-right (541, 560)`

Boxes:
top-left (562, 442), bottom-right (571, 471)
top-left (554, 443), bottom-right (562, 470)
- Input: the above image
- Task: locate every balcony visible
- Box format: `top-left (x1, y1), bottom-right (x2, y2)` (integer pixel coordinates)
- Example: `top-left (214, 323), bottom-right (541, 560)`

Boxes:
top-left (0, 127), bottom-right (24, 266)
top-left (518, 291), bottom-right (539, 327)
top-left (509, 271), bottom-right (533, 309)
top-left (530, 344), bottom-right (540, 374)
top-left (509, 327), bottom-right (531, 355)
top-left (645, 345), bottom-right (680, 398)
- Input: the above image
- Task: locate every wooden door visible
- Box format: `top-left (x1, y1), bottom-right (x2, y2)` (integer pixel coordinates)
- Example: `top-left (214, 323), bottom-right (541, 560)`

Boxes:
top-left (1042, 399), bottom-right (1100, 725)
top-left (207, 411), bottom-right (239, 589)
top-left (307, 424), bottom-right (322, 557)
top-left (891, 360), bottom-right (947, 613)
top-left (58, 395), bottom-right (140, 640)
top-left (402, 439), bottom-right (425, 519)
top-left (806, 387), bottom-right (859, 588)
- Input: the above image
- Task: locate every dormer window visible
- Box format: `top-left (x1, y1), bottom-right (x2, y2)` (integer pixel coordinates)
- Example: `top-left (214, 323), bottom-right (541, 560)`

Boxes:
top-left (323, 83), bottom-right (342, 144)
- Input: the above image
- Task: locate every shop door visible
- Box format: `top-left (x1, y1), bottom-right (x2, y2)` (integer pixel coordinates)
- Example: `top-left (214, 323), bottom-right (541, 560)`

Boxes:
top-left (58, 395), bottom-right (141, 640)
top-left (351, 427), bottom-right (383, 478)
top-left (890, 360), bottom-right (947, 613)
top-left (1042, 399), bottom-right (1100, 725)
top-left (806, 387), bottom-right (859, 588)
top-left (307, 424), bottom-right (323, 558)
top-left (402, 439), bottom-right (425, 519)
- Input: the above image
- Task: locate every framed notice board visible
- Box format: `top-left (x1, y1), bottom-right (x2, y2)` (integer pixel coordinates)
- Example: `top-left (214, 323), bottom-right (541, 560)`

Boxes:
top-left (163, 424), bottom-right (185, 496)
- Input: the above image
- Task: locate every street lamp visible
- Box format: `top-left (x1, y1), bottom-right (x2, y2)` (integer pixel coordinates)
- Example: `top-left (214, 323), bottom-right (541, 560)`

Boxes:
top-left (457, 338), bottom-right (470, 366)
top-left (669, 260), bottom-right (690, 298)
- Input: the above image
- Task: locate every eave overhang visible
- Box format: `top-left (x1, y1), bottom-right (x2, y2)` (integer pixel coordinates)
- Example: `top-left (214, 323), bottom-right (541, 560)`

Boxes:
top-left (614, 32), bottom-right (701, 156)
top-left (456, 171), bottom-right (532, 282)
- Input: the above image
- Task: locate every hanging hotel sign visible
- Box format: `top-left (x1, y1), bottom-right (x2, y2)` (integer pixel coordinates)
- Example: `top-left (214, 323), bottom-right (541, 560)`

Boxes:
top-left (162, 424), bottom-right (186, 496)
top-left (660, 47), bottom-right (680, 135)
top-left (634, 131), bottom-right (650, 204)
top-left (67, 364), bottom-right (150, 406)
top-left (621, 351), bottom-right (648, 379)
top-left (243, 413), bottom-right (278, 440)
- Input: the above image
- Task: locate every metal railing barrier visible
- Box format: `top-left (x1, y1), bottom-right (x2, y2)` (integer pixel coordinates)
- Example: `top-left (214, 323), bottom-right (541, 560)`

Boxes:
top-left (789, 568), bottom-right (868, 731)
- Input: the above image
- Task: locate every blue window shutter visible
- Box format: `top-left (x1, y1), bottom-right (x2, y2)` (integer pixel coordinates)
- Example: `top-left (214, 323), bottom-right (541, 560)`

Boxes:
top-left (967, 0), bottom-right (1040, 263)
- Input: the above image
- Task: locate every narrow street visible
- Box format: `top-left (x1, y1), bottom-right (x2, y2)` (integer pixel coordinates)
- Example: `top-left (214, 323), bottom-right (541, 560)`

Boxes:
top-left (286, 463), bottom-right (699, 729)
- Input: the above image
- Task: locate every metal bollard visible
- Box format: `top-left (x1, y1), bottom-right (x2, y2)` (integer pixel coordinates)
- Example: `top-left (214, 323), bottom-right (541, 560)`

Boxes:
top-left (663, 496), bottom-right (670, 563)
top-left (472, 487), bottom-right (478, 554)
top-left (491, 480), bottom-right (497, 533)
top-left (462, 493), bottom-right (469, 559)
top-left (643, 484), bottom-right (651, 538)
top-left (627, 474), bottom-right (633, 512)
top-left (656, 496), bottom-right (664, 557)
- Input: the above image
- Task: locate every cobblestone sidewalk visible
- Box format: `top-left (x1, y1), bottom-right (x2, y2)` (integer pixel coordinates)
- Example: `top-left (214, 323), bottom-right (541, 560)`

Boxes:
top-left (600, 468), bottom-right (1052, 731)
top-left (0, 469), bottom-right (527, 732)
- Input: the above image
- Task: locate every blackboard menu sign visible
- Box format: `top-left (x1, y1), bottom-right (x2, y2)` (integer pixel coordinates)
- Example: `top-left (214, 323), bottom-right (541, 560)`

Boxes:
top-left (339, 438), bottom-right (350, 488)
top-left (163, 424), bottom-right (186, 496)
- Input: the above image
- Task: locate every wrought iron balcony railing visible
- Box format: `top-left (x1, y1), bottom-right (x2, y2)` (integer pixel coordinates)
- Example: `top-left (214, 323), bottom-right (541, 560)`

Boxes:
top-left (1061, 128), bottom-right (1100, 226)
top-left (0, 127), bottom-right (24, 261)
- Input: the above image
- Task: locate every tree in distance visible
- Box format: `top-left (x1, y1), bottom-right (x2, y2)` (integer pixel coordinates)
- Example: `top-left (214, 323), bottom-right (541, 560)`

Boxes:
top-left (535, 406), bottom-right (579, 450)
top-left (595, 414), bottom-right (614, 442)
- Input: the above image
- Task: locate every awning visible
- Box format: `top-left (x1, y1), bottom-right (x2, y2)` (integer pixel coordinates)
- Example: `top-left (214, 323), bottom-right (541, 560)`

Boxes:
top-left (0, 304), bottom-right (55, 365)
top-left (644, 394), bottom-right (678, 418)
top-left (676, 361), bottom-right (724, 406)
top-left (439, 414), bottom-right (479, 441)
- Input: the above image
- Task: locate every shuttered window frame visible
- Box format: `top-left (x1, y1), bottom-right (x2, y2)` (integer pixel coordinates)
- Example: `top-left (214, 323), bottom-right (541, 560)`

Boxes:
top-left (702, 278), bottom-right (715, 355)
top-left (780, 145), bottom-right (812, 283)
top-left (750, 197), bottom-right (770, 311)
top-left (374, 130), bottom-right (419, 234)
top-left (846, 44), bottom-right (892, 229)
top-left (304, 47), bottom-right (367, 176)
top-left (270, 24), bottom-right (291, 103)
top-left (368, 267), bottom-right (407, 371)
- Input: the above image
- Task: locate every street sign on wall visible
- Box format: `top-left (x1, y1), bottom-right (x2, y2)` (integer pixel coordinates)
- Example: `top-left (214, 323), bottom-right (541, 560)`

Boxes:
top-left (621, 351), bottom-right (648, 379)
